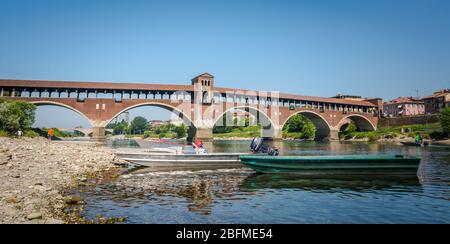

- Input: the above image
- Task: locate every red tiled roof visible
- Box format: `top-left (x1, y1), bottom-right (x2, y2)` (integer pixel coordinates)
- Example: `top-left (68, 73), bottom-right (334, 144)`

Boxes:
top-left (384, 97), bottom-right (423, 105)
top-left (215, 87), bottom-right (376, 106)
top-left (0, 79), bottom-right (193, 92)
top-left (422, 89), bottom-right (450, 99)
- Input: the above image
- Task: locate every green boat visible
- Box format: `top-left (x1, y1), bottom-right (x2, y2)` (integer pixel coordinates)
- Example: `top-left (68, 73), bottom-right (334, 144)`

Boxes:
top-left (240, 155), bottom-right (421, 175)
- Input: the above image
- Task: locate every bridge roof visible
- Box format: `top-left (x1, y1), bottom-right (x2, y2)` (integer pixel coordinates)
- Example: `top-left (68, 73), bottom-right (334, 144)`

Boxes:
top-left (215, 87), bottom-right (376, 107)
top-left (1, 79), bottom-right (376, 107)
top-left (0, 79), bottom-right (193, 92)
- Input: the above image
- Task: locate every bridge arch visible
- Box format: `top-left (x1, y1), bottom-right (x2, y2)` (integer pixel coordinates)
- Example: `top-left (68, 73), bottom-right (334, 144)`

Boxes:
top-left (282, 111), bottom-right (332, 140)
top-left (213, 106), bottom-right (278, 138)
top-left (106, 101), bottom-right (194, 126)
top-left (338, 114), bottom-right (376, 132)
top-left (30, 101), bottom-right (94, 127)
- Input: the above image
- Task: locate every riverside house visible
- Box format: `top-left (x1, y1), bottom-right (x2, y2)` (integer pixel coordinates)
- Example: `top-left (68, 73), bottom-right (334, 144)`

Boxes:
top-left (422, 89), bottom-right (450, 114)
top-left (383, 97), bottom-right (425, 117)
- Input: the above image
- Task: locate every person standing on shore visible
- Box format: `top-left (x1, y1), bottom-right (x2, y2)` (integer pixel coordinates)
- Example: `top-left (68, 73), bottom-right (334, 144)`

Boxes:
top-left (17, 130), bottom-right (23, 138)
top-left (47, 128), bottom-right (55, 141)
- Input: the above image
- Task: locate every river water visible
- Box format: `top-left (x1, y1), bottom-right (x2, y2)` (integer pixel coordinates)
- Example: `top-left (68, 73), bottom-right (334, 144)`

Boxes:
top-left (79, 140), bottom-right (449, 224)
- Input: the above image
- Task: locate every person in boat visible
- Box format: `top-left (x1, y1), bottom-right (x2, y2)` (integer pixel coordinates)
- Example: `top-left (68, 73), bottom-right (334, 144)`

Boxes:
top-left (192, 138), bottom-right (207, 154)
top-left (415, 133), bottom-right (425, 144)
top-left (415, 134), bottom-right (421, 143)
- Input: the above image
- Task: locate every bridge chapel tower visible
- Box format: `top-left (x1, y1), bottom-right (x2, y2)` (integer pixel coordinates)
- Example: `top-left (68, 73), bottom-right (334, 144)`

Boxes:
top-left (191, 72), bottom-right (214, 104)
top-left (190, 73), bottom-right (216, 140)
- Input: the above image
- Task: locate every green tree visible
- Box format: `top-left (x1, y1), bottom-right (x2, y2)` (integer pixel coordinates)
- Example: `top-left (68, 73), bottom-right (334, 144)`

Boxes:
top-left (439, 107), bottom-right (450, 136)
top-left (283, 114), bottom-right (317, 139)
top-left (285, 115), bottom-right (303, 132)
top-left (301, 123), bottom-right (316, 139)
top-left (158, 124), bottom-right (169, 134)
top-left (284, 114), bottom-right (315, 132)
top-left (173, 124), bottom-right (187, 138)
top-left (129, 116), bottom-right (149, 134)
top-left (346, 122), bottom-right (358, 133)
top-left (0, 101), bottom-right (20, 132)
top-left (106, 122), bottom-right (117, 129)
top-left (13, 101), bottom-right (36, 129)
top-left (112, 120), bottom-right (129, 135)
top-left (0, 99), bottom-right (36, 133)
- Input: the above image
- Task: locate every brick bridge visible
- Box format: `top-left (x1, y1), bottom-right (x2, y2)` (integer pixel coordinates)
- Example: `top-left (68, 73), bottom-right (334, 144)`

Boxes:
top-left (0, 73), bottom-right (381, 141)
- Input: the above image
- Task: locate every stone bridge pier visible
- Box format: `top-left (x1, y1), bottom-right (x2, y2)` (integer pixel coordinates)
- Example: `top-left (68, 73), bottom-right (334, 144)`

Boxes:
top-left (91, 126), bottom-right (106, 142)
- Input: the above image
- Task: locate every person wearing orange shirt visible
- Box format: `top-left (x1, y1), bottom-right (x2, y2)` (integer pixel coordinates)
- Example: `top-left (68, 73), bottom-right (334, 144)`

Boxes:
top-left (47, 128), bottom-right (55, 141)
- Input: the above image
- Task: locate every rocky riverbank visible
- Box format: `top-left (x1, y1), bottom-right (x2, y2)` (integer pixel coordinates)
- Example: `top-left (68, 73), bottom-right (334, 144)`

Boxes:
top-left (0, 137), bottom-right (125, 224)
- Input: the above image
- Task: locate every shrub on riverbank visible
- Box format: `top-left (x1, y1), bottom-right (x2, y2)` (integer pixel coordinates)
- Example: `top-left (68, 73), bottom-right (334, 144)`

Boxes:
top-left (0, 130), bottom-right (9, 137)
top-left (214, 125), bottom-right (262, 138)
top-left (142, 124), bottom-right (188, 139)
top-left (350, 131), bottom-right (380, 141)
top-left (0, 129), bottom-right (40, 138)
top-left (340, 122), bottom-right (445, 141)
top-left (23, 130), bottom-right (40, 138)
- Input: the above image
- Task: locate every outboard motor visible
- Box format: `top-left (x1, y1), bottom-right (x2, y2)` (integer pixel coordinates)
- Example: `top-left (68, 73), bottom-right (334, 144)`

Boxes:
top-left (250, 138), bottom-right (279, 156)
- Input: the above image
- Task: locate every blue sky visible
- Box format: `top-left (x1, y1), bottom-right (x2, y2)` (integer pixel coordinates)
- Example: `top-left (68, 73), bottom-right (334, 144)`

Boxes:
top-left (1, 0), bottom-right (449, 128)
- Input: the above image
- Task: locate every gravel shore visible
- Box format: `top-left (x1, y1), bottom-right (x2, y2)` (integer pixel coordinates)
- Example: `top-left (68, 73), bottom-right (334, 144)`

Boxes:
top-left (0, 137), bottom-right (123, 224)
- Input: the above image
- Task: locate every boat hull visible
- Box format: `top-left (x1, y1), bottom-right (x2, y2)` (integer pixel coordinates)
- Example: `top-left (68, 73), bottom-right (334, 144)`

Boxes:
top-left (117, 152), bottom-right (245, 169)
top-left (240, 155), bottom-right (421, 175)
top-left (400, 141), bottom-right (429, 147)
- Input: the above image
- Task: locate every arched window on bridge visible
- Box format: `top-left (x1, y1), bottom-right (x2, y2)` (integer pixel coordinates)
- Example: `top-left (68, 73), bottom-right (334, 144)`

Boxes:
top-left (58, 91), bottom-right (68, 98)
top-left (78, 92), bottom-right (87, 101)
top-left (97, 92), bottom-right (113, 99)
top-left (69, 92), bottom-right (78, 99)
top-left (130, 92), bottom-right (139, 99)
top-left (20, 90), bottom-right (31, 98)
top-left (139, 92), bottom-right (147, 100)
top-left (31, 90), bottom-right (40, 98)
top-left (50, 91), bottom-right (59, 98)
top-left (122, 92), bottom-right (130, 100)
top-left (88, 91), bottom-right (97, 99)
top-left (41, 91), bottom-right (50, 98)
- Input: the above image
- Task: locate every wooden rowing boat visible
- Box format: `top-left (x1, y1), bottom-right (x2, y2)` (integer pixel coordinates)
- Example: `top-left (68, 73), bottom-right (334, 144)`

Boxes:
top-left (240, 155), bottom-right (421, 175)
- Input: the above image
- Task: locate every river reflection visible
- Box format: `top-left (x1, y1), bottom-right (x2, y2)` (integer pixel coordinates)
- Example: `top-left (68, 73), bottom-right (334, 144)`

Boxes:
top-left (240, 174), bottom-right (422, 192)
top-left (79, 140), bottom-right (450, 224)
